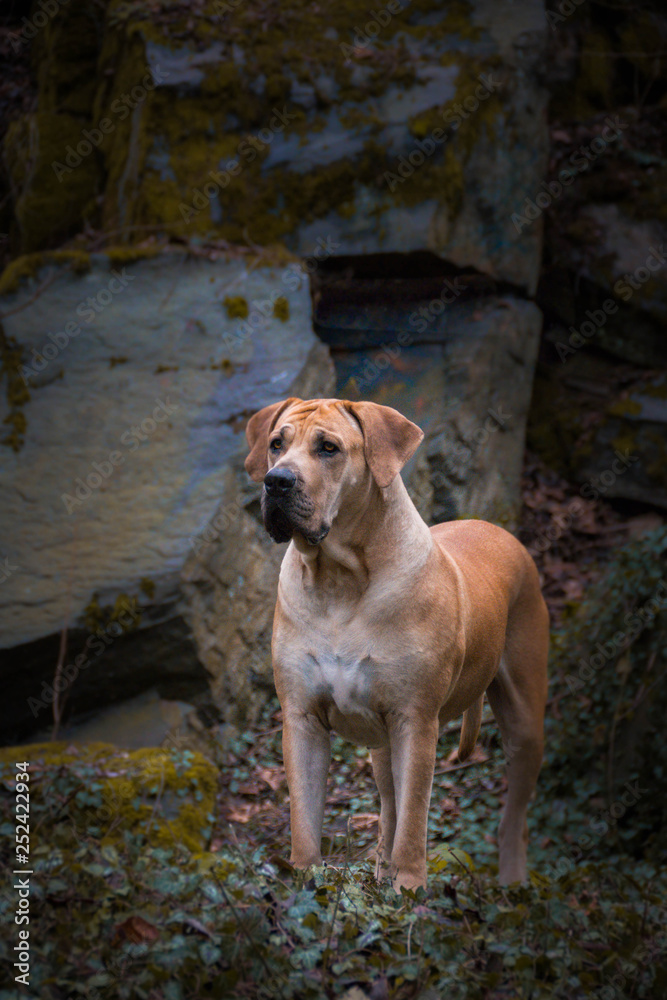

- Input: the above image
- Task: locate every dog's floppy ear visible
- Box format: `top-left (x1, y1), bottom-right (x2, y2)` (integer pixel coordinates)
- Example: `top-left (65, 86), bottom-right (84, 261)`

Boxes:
top-left (345, 401), bottom-right (424, 489)
top-left (244, 398), bottom-right (301, 482)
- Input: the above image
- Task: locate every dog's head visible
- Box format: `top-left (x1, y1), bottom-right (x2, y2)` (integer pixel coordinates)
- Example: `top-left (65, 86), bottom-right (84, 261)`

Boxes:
top-left (244, 397), bottom-right (423, 545)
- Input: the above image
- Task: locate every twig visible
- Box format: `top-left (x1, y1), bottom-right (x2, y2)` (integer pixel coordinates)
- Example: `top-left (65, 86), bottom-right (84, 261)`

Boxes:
top-left (324, 817), bottom-right (352, 981)
top-left (616, 648), bottom-right (661, 722)
top-left (33, 781), bottom-right (85, 837)
top-left (213, 873), bottom-right (285, 998)
top-left (433, 757), bottom-right (491, 776)
top-left (51, 619), bottom-right (69, 741)
top-left (0, 269), bottom-right (58, 319)
top-left (144, 768), bottom-right (166, 843)
top-left (51, 529), bottom-right (76, 740)
top-left (87, 223), bottom-right (187, 251)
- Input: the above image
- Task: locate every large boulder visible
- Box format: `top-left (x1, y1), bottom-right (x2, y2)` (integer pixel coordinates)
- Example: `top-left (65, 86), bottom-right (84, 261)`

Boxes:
top-left (0, 248), bottom-right (335, 740)
top-left (4, 0), bottom-right (549, 293)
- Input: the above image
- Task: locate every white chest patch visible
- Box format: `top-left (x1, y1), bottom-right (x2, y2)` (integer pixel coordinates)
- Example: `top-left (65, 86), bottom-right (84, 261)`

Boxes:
top-left (305, 650), bottom-right (388, 746)
top-left (313, 652), bottom-right (372, 716)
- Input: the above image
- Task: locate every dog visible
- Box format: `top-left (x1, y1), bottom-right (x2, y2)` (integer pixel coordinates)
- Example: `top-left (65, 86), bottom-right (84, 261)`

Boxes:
top-left (245, 397), bottom-right (549, 891)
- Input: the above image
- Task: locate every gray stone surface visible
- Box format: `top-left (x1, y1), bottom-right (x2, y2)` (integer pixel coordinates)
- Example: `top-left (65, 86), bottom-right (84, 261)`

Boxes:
top-left (5, 1), bottom-right (549, 292)
top-left (0, 250), bottom-right (335, 652)
top-left (574, 377), bottom-right (667, 511)
top-left (317, 279), bottom-right (543, 530)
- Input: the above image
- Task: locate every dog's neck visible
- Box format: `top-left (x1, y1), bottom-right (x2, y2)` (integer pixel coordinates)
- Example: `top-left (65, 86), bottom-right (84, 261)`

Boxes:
top-left (292, 474), bottom-right (433, 592)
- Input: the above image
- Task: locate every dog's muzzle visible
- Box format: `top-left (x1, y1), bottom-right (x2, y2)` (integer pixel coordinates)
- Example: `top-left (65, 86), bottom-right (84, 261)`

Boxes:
top-left (261, 468), bottom-right (329, 546)
top-left (264, 468), bottom-right (297, 497)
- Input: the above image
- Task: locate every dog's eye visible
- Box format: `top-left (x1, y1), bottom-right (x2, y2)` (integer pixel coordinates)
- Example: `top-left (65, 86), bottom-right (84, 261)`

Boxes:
top-left (321, 441), bottom-right (339, 454)
top-left (269, 439), bottom-right (282, 452)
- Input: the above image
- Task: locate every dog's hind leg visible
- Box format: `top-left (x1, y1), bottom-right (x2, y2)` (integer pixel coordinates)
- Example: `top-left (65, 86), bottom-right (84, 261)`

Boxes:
top-left (486, 581), bottom-right (549, 883)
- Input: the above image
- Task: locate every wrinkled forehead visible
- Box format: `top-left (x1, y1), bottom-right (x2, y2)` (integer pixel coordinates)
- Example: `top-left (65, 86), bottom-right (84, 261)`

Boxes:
top-left (275, 399), bottom-right (362, 444)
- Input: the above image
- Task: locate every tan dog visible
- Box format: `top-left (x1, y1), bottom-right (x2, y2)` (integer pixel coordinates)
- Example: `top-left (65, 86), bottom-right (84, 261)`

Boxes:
top-left (245, 397), bottom-right (549, 891)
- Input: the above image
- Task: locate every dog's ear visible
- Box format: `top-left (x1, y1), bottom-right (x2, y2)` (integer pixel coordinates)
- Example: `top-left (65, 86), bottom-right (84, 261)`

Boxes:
top-left (244, 398), bottom-right (301, 482)
top-left (345, 401), bottom-right (424, 489)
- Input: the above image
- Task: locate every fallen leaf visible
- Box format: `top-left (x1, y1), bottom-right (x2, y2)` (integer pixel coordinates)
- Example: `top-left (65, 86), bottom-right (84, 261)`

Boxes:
top-left (113, 915), bottom-right (159, 945)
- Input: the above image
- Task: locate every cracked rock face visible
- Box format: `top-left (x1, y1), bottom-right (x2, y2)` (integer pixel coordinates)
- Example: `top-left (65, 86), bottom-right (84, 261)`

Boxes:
top-left (6, 0), bottom-right (548, 293)
top-left (0, 250), bottom-right (335, 739)
top-left (314, 270), bottom-right (543, 531)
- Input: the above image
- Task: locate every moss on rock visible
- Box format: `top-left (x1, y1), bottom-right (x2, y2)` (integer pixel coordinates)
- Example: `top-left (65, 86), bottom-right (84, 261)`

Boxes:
top-left (1, 741), bottom-right (219, 852)
top-left (103, 245), bottom-right (162, 266)
top-left (0, 249), bottom-right (92, 295)
top-left (4, 113), bottom-right (101, 253)
top-left (223, 295), bottom-right (249, 319)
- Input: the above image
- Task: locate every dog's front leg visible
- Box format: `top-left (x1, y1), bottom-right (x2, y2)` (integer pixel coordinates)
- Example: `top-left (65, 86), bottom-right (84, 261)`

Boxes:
top-left (388, 716), bottom-right (439, 892)
top-left (371, 746), bottom-right (396, 880)
top-left (282, 708), bottom-right (331, 869)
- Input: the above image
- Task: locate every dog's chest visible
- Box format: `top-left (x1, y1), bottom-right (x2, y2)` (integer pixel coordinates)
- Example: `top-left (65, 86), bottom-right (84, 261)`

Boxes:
top-left (311, 648), bottom-right (372, 715)
top-left (306, 647), bottom-right (388, 745)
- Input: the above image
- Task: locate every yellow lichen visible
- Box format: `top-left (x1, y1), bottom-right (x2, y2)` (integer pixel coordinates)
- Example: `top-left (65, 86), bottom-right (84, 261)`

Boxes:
top-left (273, 296), bottom-right (290, 321)
top-left (607, 398), bottom-right (642, 417)
top-left (84, 592), bottom-right (142, 633)
top-left (139, 577), bottom-right (156, 598)
top-left (0, 742), bottom-right (219, 853)
top-left (103, 245), bottom-right (161, 267)
top-left (0, 251), bottom-right (91, 296)
top-left (223, 295), bottom-right (249, 319)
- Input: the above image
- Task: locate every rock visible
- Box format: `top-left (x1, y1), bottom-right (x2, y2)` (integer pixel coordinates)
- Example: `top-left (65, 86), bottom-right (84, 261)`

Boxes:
top-left (0, 741), bottom-right (220, 852)
top-left (181, 495), bottom-right (288, 728)
top-left (0, 248), bottom-right (334, 738)
top-left (4, 0), bottom-right (104, 252)
top-left (527, 343), bottom-right (667, 512)
top-left (546, 204), bottom-right (667, 367)
top-left (29, 688), bottom-right (205, 752)
top-left (575, 377), bottom-right (667, 510)
top-left (4, 0), bottom-right (549, 293)
top-left (4, 112), bottom-right (102, 253)
top-left (315, 266), bottom-right (543, 529)
top-left (581, 205), bottom-right (667, 325)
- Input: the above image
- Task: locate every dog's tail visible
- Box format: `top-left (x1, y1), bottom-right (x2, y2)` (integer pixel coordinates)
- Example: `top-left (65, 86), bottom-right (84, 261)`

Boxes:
top-left (457, 696), bottom-right (484, 761)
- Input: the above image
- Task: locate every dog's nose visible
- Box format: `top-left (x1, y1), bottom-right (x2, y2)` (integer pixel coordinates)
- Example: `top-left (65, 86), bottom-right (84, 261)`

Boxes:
top-left (264, 467), bottom-right (297, 496)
